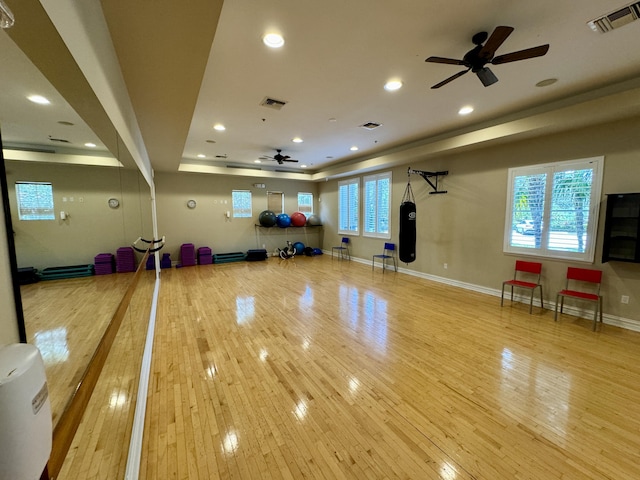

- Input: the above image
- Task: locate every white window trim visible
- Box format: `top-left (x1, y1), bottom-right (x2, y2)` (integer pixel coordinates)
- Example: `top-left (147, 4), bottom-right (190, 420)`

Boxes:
top-left (503, 156), bottom-right (604, 262)
top-left (232, 190), bottom-right (252, 218)
top-left (15, 181), bottom-right (55, 221)
top-left (363, 171), bottom-right (392, 239)
top-left (338, 178), bottom-right (359, 236)
top-left (297, 192), bottom-right (313, 216)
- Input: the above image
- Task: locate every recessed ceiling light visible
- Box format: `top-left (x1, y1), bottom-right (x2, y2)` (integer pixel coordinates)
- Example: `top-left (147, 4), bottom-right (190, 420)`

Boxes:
top-left (536, 78), bottom-right (558, 87)
top-left (263, 33), bottom-right (284, 48)
top-left (213, 124), bottom-right (226, 131)
top-left (350, 146), bottom-right (359, 151)
top-left (300, 164), bottom-right (307, 168)
top-left (84, 142), bottom-right (97, 148)
top-left (292, 137), bottom-right (303, 143)
top-left (458, 106), bottom-right (474, 115)
top-left (384, 80), bottom-right (403, 91)
top-left (27, 95), bottom-right (50, 105)
top-left (254, 159), bottom-right (262, 164)
top-left (197, 154), bottom-right (206, 158)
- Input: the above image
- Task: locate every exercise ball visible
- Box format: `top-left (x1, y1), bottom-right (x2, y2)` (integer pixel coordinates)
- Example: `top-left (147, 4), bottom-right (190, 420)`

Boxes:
top-left (276, 213), bottom-right (291, 228)
top-left (290, 212), bottom-right (307, 227)
top-left (293, 241), bottom-right (305, 254)
top-left (306, 214), bottom-right (322, 226)
top-left (258, 210), bottom-right (277, 227)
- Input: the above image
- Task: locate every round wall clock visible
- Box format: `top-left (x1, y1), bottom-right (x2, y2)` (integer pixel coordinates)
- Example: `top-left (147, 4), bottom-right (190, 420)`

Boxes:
top-left (187, 199), bottom-right (197, 209)
top-left (108, 198), bottom-right (120, 209)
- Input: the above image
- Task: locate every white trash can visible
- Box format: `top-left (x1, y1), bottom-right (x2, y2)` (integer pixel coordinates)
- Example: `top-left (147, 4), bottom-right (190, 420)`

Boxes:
top-left (0, 343), bottom-right (52, 480)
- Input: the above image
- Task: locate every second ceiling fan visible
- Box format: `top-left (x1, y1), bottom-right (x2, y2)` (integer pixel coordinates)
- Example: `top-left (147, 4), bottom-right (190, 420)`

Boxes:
top-left (425, 26), bottom-right (549, 89)
top-left (261, 149), bottom-right (299, 165)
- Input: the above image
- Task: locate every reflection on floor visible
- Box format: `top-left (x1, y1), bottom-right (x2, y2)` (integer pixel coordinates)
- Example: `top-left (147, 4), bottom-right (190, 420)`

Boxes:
top-left (22, 273), bottom-right (133, 426)
top-left (59, 256), bottom-right (640, 479)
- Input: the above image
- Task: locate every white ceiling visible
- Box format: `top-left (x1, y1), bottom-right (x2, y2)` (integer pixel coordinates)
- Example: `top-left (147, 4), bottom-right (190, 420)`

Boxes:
top-left (2, 0), bottom-right (640, 179)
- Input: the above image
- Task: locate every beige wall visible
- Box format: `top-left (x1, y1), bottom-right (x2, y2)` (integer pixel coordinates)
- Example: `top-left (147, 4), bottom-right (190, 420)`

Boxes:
top-left (319, 116), bottom-right (640, 325)
top-left (154, 172), bottom-right (321, 260)
top-left (7, 161), bottom-right (151, 270)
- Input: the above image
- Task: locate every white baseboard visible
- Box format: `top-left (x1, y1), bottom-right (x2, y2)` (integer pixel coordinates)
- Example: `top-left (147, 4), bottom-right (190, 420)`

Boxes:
top-left (323, 251), bottom-right (640, 333)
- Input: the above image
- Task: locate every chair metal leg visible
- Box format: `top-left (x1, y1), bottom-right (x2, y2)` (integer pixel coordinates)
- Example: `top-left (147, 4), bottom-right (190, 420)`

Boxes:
top-left (529, 289), bottom-right (534, 314)
top-left (539, 286), bottom-right (544, 310)
top-left (500, 284), bottom-right (505, 307)
top-left (554, 294), bottom-right (560, 321)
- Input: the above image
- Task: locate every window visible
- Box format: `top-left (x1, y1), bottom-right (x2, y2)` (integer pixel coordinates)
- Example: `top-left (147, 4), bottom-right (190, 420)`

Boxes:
top-left (363, 172), bottom-right (391, 238)
top-left (15, 181), bottom-right (55, 220)
top-left (297, 192), bottom-right (313, 215)
top-left (504, 157), bottom-right (604, 262)
top-left (338, 178), bottom-right (359, 235)
top-left (232, 190), bottom-right (252, 218)
top-left (267, 191), bottom-right (283, 214)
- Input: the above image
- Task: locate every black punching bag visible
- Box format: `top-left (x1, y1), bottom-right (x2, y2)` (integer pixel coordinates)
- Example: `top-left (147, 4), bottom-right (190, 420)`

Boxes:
top-left (399, 201), bottom-right (416, 263)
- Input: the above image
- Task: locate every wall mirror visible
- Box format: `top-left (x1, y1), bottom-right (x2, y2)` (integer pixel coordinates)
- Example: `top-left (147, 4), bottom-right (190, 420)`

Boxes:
top-left (1, 22), bottom-right (153, 428)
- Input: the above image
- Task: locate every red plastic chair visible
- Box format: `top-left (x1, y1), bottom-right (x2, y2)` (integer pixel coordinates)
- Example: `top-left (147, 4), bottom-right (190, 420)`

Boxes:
top-left (501, 260), bottom-right (543, 314)
top-left (554, 267), bottom-right (603, 331)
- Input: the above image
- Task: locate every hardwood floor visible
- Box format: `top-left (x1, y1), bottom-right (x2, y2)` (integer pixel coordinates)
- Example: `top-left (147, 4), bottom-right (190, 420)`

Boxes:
top-left (59, 256), bottom-right (640, 479)
top-left (22, 273), bottom-right (133, 426)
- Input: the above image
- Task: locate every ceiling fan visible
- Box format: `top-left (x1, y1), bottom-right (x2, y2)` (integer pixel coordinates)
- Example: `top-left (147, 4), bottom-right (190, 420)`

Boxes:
top-left (261, 149), bottom-right (299, 165)
top-left (425, 26), bottom-right (549, 89)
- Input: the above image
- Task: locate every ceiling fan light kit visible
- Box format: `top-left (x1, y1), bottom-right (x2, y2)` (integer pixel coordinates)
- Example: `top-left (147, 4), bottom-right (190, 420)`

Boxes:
top-left (426, 25), bottom-right (549, 88)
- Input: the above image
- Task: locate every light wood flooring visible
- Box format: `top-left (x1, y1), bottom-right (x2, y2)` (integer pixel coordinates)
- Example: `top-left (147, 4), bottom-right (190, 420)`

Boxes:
top-left (22, 273), bottom-right (133, 426)
top-left (58, 255), bottom-right (640, 479)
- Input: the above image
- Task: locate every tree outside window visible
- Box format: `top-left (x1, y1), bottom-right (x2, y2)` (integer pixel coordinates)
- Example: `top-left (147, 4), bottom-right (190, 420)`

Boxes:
top-left (504, 157), bottom-right (603, 262)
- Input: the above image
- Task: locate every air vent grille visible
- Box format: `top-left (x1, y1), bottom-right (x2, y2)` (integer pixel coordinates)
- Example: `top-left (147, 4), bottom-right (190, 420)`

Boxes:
top-left (588, 2), bottom-right (640, 32)
top-left (260, 97), bottom-right (287, 110)
top-left (359, 122), bottom-right (382, 130)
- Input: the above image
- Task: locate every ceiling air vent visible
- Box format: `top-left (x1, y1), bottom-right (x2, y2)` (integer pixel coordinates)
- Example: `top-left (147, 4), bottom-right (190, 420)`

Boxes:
top-left (260, 97), bottom-right (287, 110)
top-left (359, 122), bottom-right (382, 130)
top-left (587, 2), bottom-right (640, 33)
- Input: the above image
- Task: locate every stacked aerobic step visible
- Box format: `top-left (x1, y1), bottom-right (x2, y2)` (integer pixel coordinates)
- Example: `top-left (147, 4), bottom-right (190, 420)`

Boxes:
top-left (213, 252), bottom-right (246, 264)
top-left (246, 249), bottom-right (268, 261)
top-left (94, 253), bottom-right (115, 275)
top-left (38, 264), bottom-right (94, 281)
top-left (179, 243), bottom-right (196, 267)
top-left (198, 247), bottom-right (213, 265)
top-left (116, 247), bottom-right (136, 273)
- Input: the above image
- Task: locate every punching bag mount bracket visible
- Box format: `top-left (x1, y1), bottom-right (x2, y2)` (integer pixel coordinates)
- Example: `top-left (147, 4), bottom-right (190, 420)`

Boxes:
top-left (408, 168), bottom-right (448, 194)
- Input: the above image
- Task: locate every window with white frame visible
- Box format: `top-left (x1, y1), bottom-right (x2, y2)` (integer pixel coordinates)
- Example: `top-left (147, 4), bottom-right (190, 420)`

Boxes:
top-left (338, 178), bottom-right (359, 235)
top-left (297, 192), bottom-right (313, 215)
top-left (15, 181), bottom-right (55, 220)
top-left (232, 190), bottom-right (252, 218)
top-left (504, 156), bottom-right (604, 262)
top-left (363, 171), bottom-right (391, 239)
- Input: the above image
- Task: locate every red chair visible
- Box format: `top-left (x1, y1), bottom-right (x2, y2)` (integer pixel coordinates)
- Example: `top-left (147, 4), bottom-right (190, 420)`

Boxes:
top-left (501, 260), bottom-right (543, 314)
top-left (554, 267), bottom-right (603, 331)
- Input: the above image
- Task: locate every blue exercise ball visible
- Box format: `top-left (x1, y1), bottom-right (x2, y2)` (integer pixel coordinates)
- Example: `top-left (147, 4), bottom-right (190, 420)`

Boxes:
top-left (293, 241), bottom-right (305, 254)
top-left (276, 213), bottom-right (291, 228)
top-left (259, 210), bottom-right (277, 227)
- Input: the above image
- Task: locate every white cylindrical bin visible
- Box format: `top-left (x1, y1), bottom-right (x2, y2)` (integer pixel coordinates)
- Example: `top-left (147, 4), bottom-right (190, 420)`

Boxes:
top-left (0, 344), bottom-right (52, 480)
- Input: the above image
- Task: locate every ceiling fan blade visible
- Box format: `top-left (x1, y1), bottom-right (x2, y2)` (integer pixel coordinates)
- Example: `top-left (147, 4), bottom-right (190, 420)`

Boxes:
top-left (282, 159), bottom-right (298, 163)
top-left (478, 26), bottom-right (514, 58)
top-left (491, 44), bottom-right (549, 65)
top-left (431, 69), bottom-right (469, 89)
top-left (425, 56), bottom-right (465, 66)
